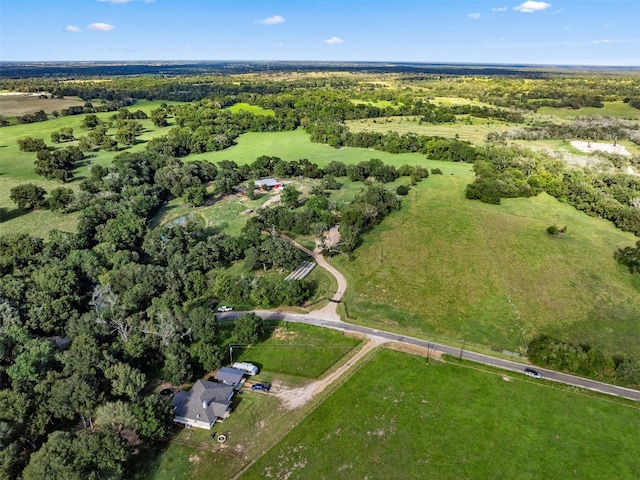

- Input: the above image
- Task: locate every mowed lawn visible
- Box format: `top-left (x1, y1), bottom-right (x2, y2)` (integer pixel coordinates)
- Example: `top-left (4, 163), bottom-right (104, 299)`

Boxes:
top-left (232, 322), bottom-right (361, 383)
top-left (242, 348), bottom-right (640, 480)
top-left (331, 174), bottom-right (640, 358)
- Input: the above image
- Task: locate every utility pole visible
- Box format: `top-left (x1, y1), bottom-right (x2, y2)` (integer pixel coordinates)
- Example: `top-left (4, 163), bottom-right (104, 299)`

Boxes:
top-left (229, 345), bottom-right (233, 365)
top-left (426, 341), bottom-right (430, 364)
top-left (459, 339), bottom-right (465, 360)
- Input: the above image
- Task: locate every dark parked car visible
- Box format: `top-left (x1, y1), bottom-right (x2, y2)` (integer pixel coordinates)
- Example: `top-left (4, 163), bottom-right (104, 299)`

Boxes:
top-left (251, 383), bottom-right (271, 392)
top-left (524, 368), bottom-right (542, 379)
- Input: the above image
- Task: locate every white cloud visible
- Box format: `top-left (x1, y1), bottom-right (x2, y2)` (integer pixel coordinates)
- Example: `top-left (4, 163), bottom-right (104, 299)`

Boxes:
top-left (322, 36), bottom-right (344, 45)
top-left (592, 39), bottom-right (619, 44)
top-left (491, 7), bottom-right (508, 12)
top-left (65, 25), bottom-right (80, 33)
top-left (257, 15), bottom-right (285, 25)
top-left (87, 23), bottom-right (115, 31)
top-left (514, 1), bottom-right (551, 13)
top-left (468, 13), bottom-right (481, 19)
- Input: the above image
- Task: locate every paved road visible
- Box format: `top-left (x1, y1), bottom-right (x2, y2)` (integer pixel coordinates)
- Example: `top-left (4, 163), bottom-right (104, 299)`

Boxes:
top-left (221, 234), bottom-right (640, 402)
top-left (219, 310), bottom-right (640, 402)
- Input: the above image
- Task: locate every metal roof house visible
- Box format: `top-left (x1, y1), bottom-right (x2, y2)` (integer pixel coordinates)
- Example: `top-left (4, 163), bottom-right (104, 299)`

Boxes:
top-left (171, 380), bottom-right (234, 429)
top-left (254, 178), bottom-right (283, 190)
top-left (214, 367), bottom-right (246, 390)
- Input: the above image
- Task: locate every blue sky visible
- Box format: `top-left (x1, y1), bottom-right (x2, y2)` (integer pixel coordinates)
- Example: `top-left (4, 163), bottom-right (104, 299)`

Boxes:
top-left (1, 1), bottom-right (638, 65)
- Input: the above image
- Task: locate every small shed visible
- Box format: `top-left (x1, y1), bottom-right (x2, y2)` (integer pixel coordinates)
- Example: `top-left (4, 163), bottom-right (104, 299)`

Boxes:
top-left (214, 367), bottom-right (246, 390)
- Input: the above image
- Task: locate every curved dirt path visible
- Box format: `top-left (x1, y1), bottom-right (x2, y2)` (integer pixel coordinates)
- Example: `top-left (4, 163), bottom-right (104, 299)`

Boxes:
top-left (280, 233), bottom-right (346, 306)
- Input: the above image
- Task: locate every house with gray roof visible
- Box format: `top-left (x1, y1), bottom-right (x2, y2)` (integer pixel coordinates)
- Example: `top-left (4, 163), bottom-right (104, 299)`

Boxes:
top-left (171, 380), bottom-right (234, 429)
top-left (254, 177), bottom-right (283, 190)
top-left (214, 367), bottom-right (246, 390)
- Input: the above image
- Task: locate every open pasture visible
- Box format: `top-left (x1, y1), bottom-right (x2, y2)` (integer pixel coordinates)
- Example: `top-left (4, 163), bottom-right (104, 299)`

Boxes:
top-left (225, 102), bottom-right (275, 116)
top-left (537, 101), bottom-right (640, 120)
top-left (243, 348), bottom-right (640, 480)
top-left (346, 115), bottom-right (507, 144)
top-left (0, 94), bottom-right (84, 117)
top-left (331, 176), bottom-right (640, 359)
top-left (188, 129), bottom-right (475, 176)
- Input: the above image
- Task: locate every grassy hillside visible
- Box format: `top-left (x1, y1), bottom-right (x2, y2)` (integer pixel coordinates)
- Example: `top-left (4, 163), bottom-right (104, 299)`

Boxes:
top-left (243, 349), bottom-right (640, 480)
top-left (331, 174), bottom-right (640, 358)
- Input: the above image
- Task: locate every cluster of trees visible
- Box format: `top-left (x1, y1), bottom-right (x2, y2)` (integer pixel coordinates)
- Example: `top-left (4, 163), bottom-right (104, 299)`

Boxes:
top-left (528, 335), bottom-right (640, 388)
top-left (2, 147), bottom-right (337, 477)
top-left (498, 116), bottom-right (640, 145)
top-left (337, 184), bottom-right (401, 254)
top-left (16, 110), bottom-right (48, 124)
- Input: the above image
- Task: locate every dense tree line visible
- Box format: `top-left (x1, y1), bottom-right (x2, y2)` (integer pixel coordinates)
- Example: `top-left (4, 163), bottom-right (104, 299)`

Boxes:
top-left (528, 335), bottom-right (640, 388)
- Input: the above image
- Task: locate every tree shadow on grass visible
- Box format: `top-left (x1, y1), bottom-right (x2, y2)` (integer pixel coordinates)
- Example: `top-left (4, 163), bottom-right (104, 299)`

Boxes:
top-left (0, 206), bottom-right (32, 223)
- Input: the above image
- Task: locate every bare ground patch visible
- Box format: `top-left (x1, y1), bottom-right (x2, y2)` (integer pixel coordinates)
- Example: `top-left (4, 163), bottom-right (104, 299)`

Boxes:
top-left (0, 94), bottom-right (84, 116)
top-left (570, 140), bottom-right (631, 156)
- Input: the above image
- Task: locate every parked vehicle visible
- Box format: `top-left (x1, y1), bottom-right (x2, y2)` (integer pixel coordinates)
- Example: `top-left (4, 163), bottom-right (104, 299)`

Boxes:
top-left (524, 368), bottom-right (542, 379)
top-left (251, 383), bottom-right (271, 392)
top-left (217, 305), bottom-right (233, 312)
top-left (232, 362), bottom-right (259, 375)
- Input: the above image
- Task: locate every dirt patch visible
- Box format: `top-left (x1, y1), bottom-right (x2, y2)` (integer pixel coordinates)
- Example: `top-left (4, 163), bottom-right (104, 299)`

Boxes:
top-left (321, 226), bottom-right (341, 249)
top-left (270, 326), bottom-right (299, 341)
top-left (188, 454), bottom-right (201, 464)
top-left (502, 376), bottom-right (512, 382)
top-left (571, 140), bottom-right (630, 156)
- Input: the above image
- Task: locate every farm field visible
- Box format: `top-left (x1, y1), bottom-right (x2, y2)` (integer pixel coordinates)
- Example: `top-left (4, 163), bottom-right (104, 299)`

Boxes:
top-left (346, 116), bottom-right (508, 144)
top-left (138, 322), bottom-right (363, 480)
top-left (243, 348), bottom-right (640, 480)
top-left (331, 174), bottom-right (640, 359)
top-left (537, 101), bottom-right (640, 120)
top-left (0, 94), bottom-right (84, 117)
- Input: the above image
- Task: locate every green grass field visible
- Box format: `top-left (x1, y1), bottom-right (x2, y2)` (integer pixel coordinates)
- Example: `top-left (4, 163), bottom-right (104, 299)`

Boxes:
top-left (225, 103), bottom-right (275, 116)
top-left (331, 175), bottom-right (640, 358)
top-left (243, 348), bottom-right (640, 480)
top-left (231, 322), bottom-right (361, 383)
top-left (537, 101), bottom-right (640, 120)
top-left (346, 116), bottom-right (508, 144)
